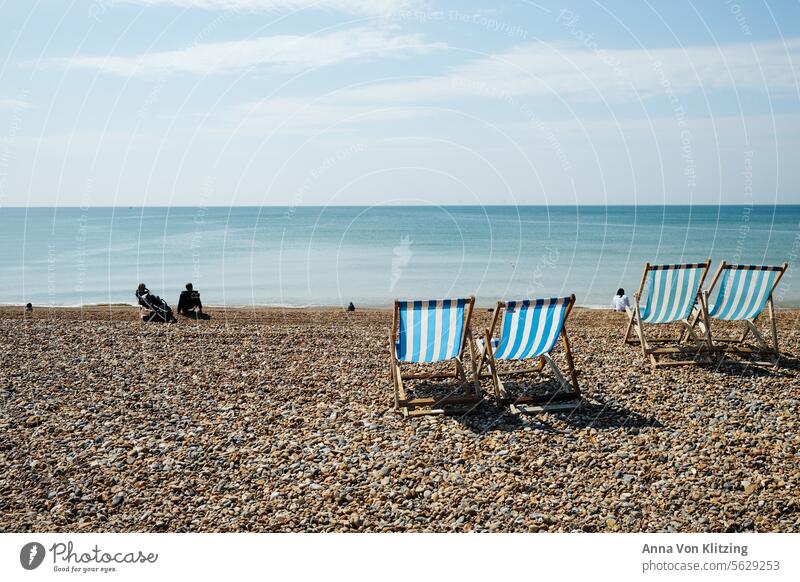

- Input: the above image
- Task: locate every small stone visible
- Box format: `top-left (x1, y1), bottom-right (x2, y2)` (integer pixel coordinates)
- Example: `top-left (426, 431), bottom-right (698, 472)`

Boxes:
top-left (744, 483), bottom-right (759, 495)
top-left (2, 304), bottom-right (797, 534)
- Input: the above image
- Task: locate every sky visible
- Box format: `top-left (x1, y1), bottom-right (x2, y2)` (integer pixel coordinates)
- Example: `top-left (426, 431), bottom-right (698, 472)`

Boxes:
top-left (1, 0), bottom-right (799, 206)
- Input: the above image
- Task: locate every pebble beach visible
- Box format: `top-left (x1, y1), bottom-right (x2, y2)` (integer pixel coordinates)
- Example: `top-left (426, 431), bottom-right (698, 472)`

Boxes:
top-left (1, 306), bottom-right (798, 533)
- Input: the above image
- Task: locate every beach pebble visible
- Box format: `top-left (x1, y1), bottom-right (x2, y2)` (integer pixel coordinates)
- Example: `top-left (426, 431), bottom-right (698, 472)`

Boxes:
top-left (1, 306), bottom-right (798, 533)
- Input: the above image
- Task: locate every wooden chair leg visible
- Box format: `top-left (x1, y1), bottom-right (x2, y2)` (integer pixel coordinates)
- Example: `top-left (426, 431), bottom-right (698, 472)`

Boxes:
top-left (683, 306), bottom-right (702, 343)
top-left (542, 354), bottom-right (570, 392)
top-left (454, 358), bottom-right (467, 383)
top-left (634, 310), bottom-right (649, 360)
top-left (745, 321), bottom-right (769, 350)
top-left (700, 293), bottom-right (714, 350)
top-left (476, 337), bottom-right (489, 377)
top-left (389, 331), bottom-right (400, 410)
top-left (560, 328), bottom-right (579, 396)
top-left (392, 365), bottom-right (400, 410)
top-left (768, 297), bottom-right (779, 356)
top-left (623, 306), bottom-right (636, 344)
top-left (491, 362), bottom-right (505, 401)
top-left (681, 319), bottom-right (698, 343)
top-left (466, 330), bottom-right (481, 397)
top-left (483, 329), bottom-right (504, 401)
top-left (393, 363), bottom-right (406, 409)
top-left (734, 320), bottom-right (750, 343)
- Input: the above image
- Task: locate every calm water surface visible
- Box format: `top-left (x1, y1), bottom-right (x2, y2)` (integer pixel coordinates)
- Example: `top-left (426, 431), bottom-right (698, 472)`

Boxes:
top-left (1, 205), bottom-right (798, 308)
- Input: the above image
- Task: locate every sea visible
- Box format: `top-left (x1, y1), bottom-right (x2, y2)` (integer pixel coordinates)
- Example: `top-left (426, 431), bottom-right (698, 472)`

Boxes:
top-left (1, 205), bottom-right (798, 308)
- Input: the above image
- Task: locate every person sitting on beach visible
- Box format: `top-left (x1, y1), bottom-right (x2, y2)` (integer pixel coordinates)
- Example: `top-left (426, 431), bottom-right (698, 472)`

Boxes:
top-left (177, 283), bottom-right (203, 316)
top-left (24, 303), bottom-right (33, 313)
top-left (347, 302), bottom-right (355, 312)
top-left (136, 283), bottom-right (177, 323)
top-left (136, 283), bottom-right (150, 306)
top-left (612, 288), bottom-right (630, 312)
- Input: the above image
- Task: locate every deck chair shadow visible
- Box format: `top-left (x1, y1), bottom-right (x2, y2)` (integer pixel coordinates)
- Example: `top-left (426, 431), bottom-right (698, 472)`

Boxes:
top-left (686, 262), bottom-right (788, 366)
top-left (624, 260), bottom-right (712, 368)
top-left (389, 297), bottom-right (482, 417)
top-left (478, 295), bottom-right (580, 415)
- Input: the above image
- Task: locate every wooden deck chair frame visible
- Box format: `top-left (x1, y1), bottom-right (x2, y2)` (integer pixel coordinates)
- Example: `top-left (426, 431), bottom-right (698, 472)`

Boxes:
top-left (623, 260), bottom-right (713, 368)
top-left (685, 262), bottom-right (788, 366)
top-left (389, 296), bottom-right (482, 417)
top-left (477, 294), bottom-right (580, 415)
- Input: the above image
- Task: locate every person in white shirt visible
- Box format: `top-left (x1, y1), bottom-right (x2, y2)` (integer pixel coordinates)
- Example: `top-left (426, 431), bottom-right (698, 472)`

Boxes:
top-left (612, 288), bottom-right (630, 312)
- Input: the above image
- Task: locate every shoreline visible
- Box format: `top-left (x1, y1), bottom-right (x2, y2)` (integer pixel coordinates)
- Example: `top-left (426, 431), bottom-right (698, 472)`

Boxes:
top-left (3, 303), bottom-right (800, 312)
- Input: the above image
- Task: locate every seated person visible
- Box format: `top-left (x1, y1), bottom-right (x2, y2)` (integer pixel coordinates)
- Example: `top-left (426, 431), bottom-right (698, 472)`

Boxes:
top-left (136, 283), bottom-right (176, 323)
top-left (177, 283), bottom-right (203, 315)
top-left (136, 283), bottom-right (150, 306)
top-left (612, 288), bottom-right (630, 312)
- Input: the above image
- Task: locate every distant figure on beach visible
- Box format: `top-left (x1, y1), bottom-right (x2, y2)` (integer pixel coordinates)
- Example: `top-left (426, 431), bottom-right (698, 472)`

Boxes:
top-left (136, 283), bottom-right (150, 306)
top-left (24, 303), bottom-right (33, 313)
top-left (136, 282), bottom-right (177, 323)
top-left (347, 302), bottom-right (355, 312)
top-left (177, 283), bottom-right (203, 316)
top-left (612, 288), bottom-right (630, 312)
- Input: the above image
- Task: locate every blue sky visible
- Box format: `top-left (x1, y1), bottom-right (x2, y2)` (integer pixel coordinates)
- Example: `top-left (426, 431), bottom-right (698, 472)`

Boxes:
top-left (1, 0), bottom-right (799, 206)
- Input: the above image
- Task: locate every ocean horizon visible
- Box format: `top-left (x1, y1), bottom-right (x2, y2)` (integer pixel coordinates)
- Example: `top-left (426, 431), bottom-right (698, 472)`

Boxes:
top-left (2, 205), bottom-right (798, 308)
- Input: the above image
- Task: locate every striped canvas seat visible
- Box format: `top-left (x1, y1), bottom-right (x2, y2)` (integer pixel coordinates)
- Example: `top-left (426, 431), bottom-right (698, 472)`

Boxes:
top-left (708, 266), bottom-right (783, 321)
top-left (395, 298), bottom-right (469, 363)
top-left (489, 297), bottom-right (571, 361)
top-left (624, 260), bottom-right (712, 368)
top-left (479, 294), bottom-right (580, 411)
top-left (390, 296), bottom-right (481, 417)
top-left (683, 261), bottom-right (789, 364)
top-left (640, 264), bottom-right (707, 324)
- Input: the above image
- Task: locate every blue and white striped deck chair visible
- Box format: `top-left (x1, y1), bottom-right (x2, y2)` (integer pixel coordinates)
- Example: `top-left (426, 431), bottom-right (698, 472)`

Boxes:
top-left (389, 297), bottom-right (481, 417)
top-left (689, 262), bottom-right (788, 364)
top-left (624, 260), bottom-right (712, 368)
top-left (478, 295), bottom-right (580, 414)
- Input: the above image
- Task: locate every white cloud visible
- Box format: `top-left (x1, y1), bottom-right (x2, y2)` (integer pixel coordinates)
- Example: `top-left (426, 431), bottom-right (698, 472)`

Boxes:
top-left (118, 0), bottom-right (420, 16)
top-left (43, 28), bottom-right (442, 76)
top-left (214, 97), bottom-right (434, 135)
top-left (0, 98), bottom-right (30, 110)
top-left (497, 114), bottom-right (800, 141)
top-left (341, 38), bottom-right (800, 103)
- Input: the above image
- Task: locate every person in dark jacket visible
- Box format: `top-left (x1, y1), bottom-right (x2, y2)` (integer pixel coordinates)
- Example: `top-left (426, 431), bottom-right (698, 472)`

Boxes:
top-left (177, 282), bottom-right (203, 316)
top-left (136, 283), bottom-right (150, 306)
top-left (136, 283), bottom-right (177, 323)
